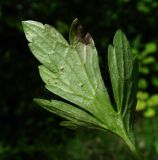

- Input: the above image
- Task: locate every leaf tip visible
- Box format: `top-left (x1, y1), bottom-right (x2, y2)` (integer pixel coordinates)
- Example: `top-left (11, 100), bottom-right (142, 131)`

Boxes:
top-left (113, 29), bottom-right (128, 47)
top-left (108, 44), bottom-right (114, 50)
top-left (69, 18), bottom-right (94, 45)
top-left (22, 20), bottom-right (44, 42)
top-left (33, 98), bottom-right (40, 104)
top-left (116, 28), bottom-right (123, 33)
top-left (21, 20), bottom-right (30, 26)
top-left (115, 29), bottom-right (124, 37)
top-left (72, 18), bottom-right (80, 25)
top-left (22, 20), bottom-right (38, 30)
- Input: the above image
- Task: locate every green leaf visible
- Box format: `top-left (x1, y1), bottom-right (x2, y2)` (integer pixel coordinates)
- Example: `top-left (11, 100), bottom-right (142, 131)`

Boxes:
top-left (139, 66), bottom-right (150, 74)
top-left (59, 121), bottom-right (78, 129)
top-left (137, 91), bottom-right (149, 100)
top-left (143, 42), bottom-right (157, 56)
top-left (143, 108), bottom-right (155, 118)
top-left (136, 100), bottom-right (146, 111)
top-left (138, 78), bottom-right (148, 89)
top-left (147, 94), bottom-right (158, 107)
top-left (34, 98), bottom-right (106, 130)
top-left (108, 30), bottom-right (138, 113)
top-left (142, 56), bottom-right (155, 64)
top-left (22, 20), bottom-right (139, 154)
top-left (108, 30), bottom-right (138, 142)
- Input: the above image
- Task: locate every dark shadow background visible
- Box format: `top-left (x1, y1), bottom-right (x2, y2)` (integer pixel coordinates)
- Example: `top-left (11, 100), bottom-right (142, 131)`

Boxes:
top-left (1, 0), bottom-right (158, 159)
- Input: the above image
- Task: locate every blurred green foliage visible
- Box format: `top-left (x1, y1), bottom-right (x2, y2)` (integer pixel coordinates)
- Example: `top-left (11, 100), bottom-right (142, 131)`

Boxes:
top-left (136, 91), bottom-right (158, 117)
top-left (132, 40), bottom-right (158, 118)
top-left (0, 0), bottom-right (158, 159)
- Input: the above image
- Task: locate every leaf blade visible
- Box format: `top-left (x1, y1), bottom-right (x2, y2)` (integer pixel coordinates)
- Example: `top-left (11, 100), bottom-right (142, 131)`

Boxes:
top-left (108, 30), bottom-right (138, 142)
top-left (108, 29), bottom-right (138, 113)
top-left (34, 98), bottom-right (106, 130)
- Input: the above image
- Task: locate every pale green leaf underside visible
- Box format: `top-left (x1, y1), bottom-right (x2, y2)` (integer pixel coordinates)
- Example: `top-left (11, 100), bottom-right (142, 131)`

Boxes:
top-left (22, 19), bottom-right (138, 153)
top-left (22, 19), bottom-right (115, 122)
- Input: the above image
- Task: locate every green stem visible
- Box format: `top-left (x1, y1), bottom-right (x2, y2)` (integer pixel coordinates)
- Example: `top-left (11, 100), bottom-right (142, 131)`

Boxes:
top-left (120, 126), bottom-right (143, 160)
top-left (117, 117), bottom-right (142, 160)
top-left (123, 134), bottom-right (141, 159)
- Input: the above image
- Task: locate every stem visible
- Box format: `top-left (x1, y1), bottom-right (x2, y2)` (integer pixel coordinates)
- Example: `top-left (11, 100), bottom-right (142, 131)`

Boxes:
top-left (122, 134), bottom-right (141, 160)
top-left (120, 127), bottom-right (144, 160)
top-left (117, 116), bottom-right (142, 160)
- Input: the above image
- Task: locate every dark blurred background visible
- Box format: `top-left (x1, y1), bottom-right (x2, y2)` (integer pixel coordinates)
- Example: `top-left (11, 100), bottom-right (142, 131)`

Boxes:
top-left (1, 0), bottom-right (158, 159)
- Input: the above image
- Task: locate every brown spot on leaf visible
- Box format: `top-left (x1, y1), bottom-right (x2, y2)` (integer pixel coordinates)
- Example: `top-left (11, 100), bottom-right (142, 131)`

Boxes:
top-left (76, 24), bottom-right (92, 45)
top-left (84, 33), bottom-right (92, 45)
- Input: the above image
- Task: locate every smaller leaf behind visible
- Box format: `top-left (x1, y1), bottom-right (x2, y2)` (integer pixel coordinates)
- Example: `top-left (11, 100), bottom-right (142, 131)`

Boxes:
top-left (108, 30), bottom-right (138, 142)
top-left (108, 29), bottom-right (138, 113)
